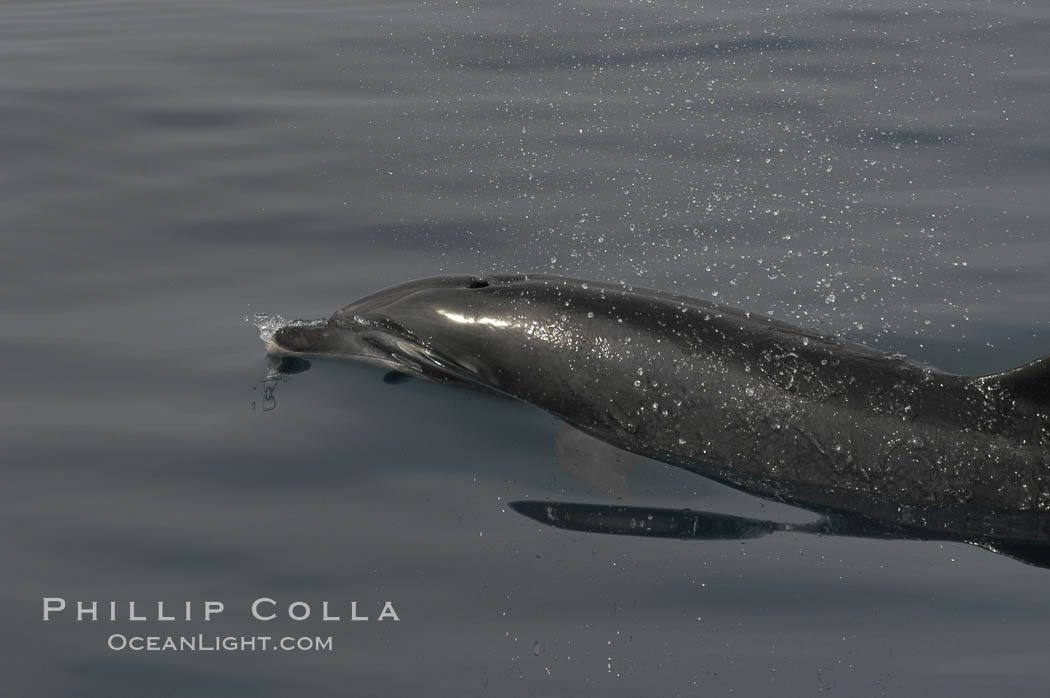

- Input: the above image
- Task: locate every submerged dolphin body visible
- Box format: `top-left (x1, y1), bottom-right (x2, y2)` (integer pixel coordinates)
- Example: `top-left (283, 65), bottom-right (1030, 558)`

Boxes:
top-left (268, 274), bottom-right (1050, 552)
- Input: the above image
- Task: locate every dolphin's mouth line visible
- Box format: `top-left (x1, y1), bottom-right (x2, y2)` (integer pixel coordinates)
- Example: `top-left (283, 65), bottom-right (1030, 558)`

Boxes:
top-left (267, 318), bottom-right (493, 391)
top-left (266, 337), bottom-right (408, 372)
top-left (349, 314), bottom-right (419, 342)
top-left (364, 333), bottom-right (494, 389)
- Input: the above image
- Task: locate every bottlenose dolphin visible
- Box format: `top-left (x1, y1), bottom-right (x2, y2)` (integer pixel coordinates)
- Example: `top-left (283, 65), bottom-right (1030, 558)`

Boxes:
top-left (266, 274), bottom-right (1050, 555)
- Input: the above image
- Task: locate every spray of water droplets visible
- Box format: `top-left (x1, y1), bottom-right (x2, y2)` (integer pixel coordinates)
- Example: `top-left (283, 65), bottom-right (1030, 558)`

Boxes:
top-left (245, 313), bottom-right (327, 393)
top-left (246, 312), bottom-right (326, 344)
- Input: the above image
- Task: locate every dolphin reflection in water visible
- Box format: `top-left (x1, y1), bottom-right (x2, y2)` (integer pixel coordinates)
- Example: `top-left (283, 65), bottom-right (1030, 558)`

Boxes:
top-left (264, 274), bottom-right (1050, 568)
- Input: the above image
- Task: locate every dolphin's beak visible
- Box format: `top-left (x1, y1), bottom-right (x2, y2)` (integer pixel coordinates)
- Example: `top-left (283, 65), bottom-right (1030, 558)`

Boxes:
top-left (265, 320), bottom-right (414, 376)
top-left (267, 324), bottom-right (348, 358)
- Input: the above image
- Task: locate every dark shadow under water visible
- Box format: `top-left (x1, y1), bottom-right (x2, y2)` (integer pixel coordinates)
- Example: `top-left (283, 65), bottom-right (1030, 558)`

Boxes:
top-left (508, 500), bottom-right (1050, 571)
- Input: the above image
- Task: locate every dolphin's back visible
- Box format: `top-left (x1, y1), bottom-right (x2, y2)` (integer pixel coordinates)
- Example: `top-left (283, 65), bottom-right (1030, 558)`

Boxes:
top-left (466, 276), bottom-right (1050, 543)
top-left (978, 352), bottom-right (1050, 406)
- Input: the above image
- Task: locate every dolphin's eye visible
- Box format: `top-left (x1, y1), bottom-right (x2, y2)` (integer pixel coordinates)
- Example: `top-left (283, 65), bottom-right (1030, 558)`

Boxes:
top-left (466, 278), bottom-right (490, 289)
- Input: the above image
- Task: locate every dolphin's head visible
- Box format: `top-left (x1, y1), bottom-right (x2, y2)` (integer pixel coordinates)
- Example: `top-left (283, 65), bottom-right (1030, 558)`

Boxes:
top-left (268, 274), bottom-right (557, 391)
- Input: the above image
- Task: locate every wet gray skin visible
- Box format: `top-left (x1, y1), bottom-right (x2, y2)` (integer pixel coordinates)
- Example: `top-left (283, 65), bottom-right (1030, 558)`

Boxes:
top-left (269, 274), bottom-right (1050, 547)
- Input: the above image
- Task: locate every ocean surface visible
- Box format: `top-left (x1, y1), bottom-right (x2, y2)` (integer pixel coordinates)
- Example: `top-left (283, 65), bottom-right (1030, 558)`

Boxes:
top-left (2, 0), bottom-right (1049, 694)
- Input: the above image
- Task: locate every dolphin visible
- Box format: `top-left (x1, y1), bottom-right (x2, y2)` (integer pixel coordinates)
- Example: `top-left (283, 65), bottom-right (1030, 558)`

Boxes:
top-left (266, 274), bottom-right (1050, 554)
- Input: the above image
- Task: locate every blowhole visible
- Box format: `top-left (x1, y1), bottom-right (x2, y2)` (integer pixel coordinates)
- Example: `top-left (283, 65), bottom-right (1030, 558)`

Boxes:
top-left (466, 278), bottom-right (489, 289)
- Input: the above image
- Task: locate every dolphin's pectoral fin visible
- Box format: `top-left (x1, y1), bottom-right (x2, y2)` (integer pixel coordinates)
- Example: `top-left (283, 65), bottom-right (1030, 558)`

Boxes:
top-left (554, 425), bottom-right (640, 500)
top-left (509, 499), bottom-right (1050, 569)
top-left (509, 500), bottom-right (782, 540)
top-left (508, 499), bottom-right (920, 545)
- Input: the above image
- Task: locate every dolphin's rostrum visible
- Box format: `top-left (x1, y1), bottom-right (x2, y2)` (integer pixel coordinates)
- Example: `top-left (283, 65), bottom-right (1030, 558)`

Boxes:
top-left (267, 274), bottom-right (1050, 559)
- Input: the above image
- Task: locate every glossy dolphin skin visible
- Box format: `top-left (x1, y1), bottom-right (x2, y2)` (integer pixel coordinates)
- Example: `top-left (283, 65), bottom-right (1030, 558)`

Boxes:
top-left (269, 274), bottom-right (1050, 549)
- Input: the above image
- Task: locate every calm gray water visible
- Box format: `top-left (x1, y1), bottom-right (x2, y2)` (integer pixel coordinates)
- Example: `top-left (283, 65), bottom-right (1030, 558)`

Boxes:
top-left (2, 0), bottom-right (1049, 694)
